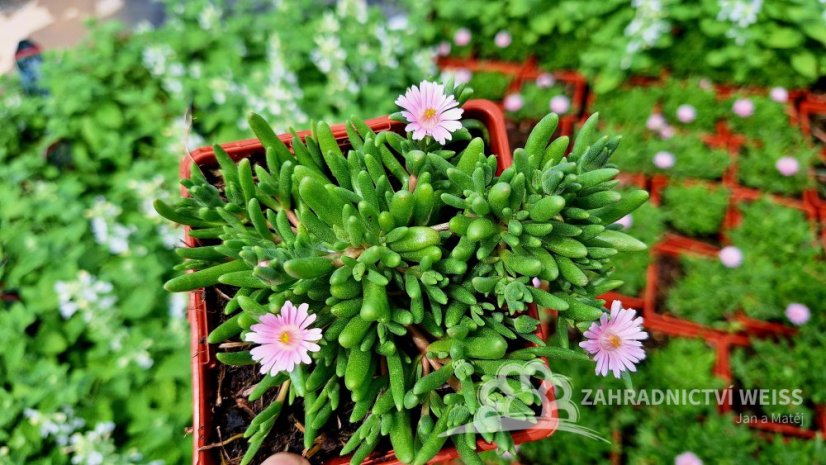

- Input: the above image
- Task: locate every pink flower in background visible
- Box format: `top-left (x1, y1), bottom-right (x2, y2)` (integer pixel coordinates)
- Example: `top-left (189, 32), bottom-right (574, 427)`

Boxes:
top-left (437, 41), bottom-right (451, 56)
top-left (675, 452), bottom-right (703, 465)
top-left (647, 113), bottom-right (666, 131)
top-left (719, 246), bottom-right (744, 268)
top-left (452, 68), bottom-right (472, 85)
top-left (699, 79), bottom-right (712, 90)
top-left (615, 214), bottom-right (634, 230)
top-left (653, 151), bottom-right (675, 169)
top-left (549, 95), bottom-right (570, 114)
top-left (396, 80), bottom-right (464, 144)
top-left (494, 31), bottom-right (512, 48)
top-left (532, 277), bottom-right (542, 288)
top-left (659, 126), bottom-right (676, 139)
top-left (245, 301), bottom-right (323, 375)
top-left (454, 28), bottom-right (472, 46)
top-left (503, 93), bottom-right (524, 112)
top-left (770, 87), bottom-right (788, 103)
top-left (733, 98), bottom-right (754, 117)
top-left (775, 156), bottom-right (800, 176)
top-left (580, 301), bottom-right (648, 378)
top-left (536, 73), bottom-right (555, 88)
top-left (785, 303), bottom-right (810, 326)
top-left (676, 104), bottom-right (696, 123)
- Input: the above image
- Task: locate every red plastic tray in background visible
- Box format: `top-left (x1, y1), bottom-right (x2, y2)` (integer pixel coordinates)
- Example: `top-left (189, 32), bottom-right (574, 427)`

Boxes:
top-left (436, 55), bottom-right (588, 125)
top-left (181, 100), bottom-right (559, 465)
top-left (646, 234), bottom-right (800, 341)
top-left (722, 189), bottom-right (813, 336)
top-left (713, 335), bottom-right (820, 439)
top-left (595, 171), bottom-right (650, 309)
top-left (517, 61), bottom-right (588, 119)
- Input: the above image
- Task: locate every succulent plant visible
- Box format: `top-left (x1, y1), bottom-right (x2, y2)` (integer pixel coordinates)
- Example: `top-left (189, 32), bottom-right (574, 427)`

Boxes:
top-left (157, 82), bottom-right (648, 465)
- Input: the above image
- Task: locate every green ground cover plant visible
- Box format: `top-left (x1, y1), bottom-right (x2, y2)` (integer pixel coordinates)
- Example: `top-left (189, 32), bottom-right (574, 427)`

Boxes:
top-left (661, 182), bottom-right (729, 237)
top-left (158, 80), bottom-right (651, 463)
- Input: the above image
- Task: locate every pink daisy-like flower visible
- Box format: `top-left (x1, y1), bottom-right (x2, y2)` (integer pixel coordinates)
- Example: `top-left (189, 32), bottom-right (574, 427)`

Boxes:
top-left (646, 113), bottom-right (667, 131)
top-left (775, 156), bottom-right (800, 176)
top-left (719, 246), bottom-right (744, 268)
top-left (785, 303), bottom-right (810, 326)
top-left (503, 93), bottom-right (524, 112)
top-left (580, 301), bottom-right (648, 378)
top-left (733, 98), bottom-right (754, 118)
top-left (676, 104), bottom-right (696, 123)
top-left (770, 87), bottom-right (788, 103)
top-left (245, 301), bottom-right (323, 375)
top-left (494, 31), bottom-right (512, 48)
top-left (675, 451), bottom-right (703, 465)
top-left (615, 214), bottom-right (633, 230)
top-left (536, 73), bottom-right (555, 88)
top-left (699, 78), bottom-right (712, 90)
top-left (396, 81), bottom-right (464, 144)
top-left (454, 28), bottom-right (471, 46)
top-left (549, 95), bottom-right (570, 114)
top-left (659, 125), bottom-right (676, 139)
top-left (653, 151), bottom-right (675, 169)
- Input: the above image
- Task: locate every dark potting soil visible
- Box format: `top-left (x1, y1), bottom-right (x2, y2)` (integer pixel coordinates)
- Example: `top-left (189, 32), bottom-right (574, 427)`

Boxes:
top-left (203, 286), bottom-right (390, 465)
top-left (191, 127), bottom-right (532, 464)
top-left (653, 254), bottom-right (682, 318)
top-left (506, 119), bottom-right (535, 154)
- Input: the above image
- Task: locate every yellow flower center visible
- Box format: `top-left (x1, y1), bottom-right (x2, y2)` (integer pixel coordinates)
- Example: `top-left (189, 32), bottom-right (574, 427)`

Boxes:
top-left (423, 108), bottom-right (437, 120)
top-left (607, 334), bottom-right (622, 349)
top-left (279, 331), bottom-right (292, 344)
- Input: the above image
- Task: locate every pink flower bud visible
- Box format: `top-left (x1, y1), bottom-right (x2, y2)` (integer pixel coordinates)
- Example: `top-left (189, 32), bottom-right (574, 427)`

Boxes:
top-left (453, 68), bottom-right (472, 85)
top-left (503, 93), bottom-right (524, 112)
top-left (770, 87), bottom-right (788, 103)
top-left (646, 113), bottom-right (666, 131)
top-left (536, 73), bottom-right (555, 88)
top-left (732, 98), bottom-right (754, 118)
top-left (494, 31), bottom-right (512, 48)
top-left (549, 95), bottom-right (570, 114)
top-left (719, 246), bottom-right (743, 268)
top-left (775, 156), bottom-right (800, 177)
top-left (653, 151), bottom-right (675, 169)
top-left (531, 277), bottom-right (542, 288)
top-left (454, 28), bottom-right (472, 46)
top-left (676, 104), bottom-right (696, 124)
top-left (785, 303), bottom-right (810, 326)
top-left (436, 41), bottom-right (451, 56)
top-left (675, 452), bottom-right (703, 465)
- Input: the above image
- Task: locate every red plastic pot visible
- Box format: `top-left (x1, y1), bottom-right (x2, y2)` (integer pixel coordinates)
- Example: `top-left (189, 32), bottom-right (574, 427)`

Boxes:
top-left (436, 56), bottom-right (528, 78)
top-left (181, 100), bottom-right (559, 465)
